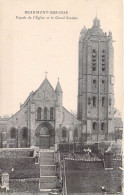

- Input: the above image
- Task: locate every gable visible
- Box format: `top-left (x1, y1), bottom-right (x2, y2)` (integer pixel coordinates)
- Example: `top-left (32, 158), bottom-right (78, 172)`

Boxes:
top-left (33, 78), bottom-right (56, 101)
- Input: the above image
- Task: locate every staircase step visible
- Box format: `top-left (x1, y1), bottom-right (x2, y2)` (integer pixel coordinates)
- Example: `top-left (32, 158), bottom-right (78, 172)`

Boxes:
top-left (40, 149), bottom-right (54, 152)
top-left (39, 176), bottom-right (57, 189)
top-left (40, 160), bottom-right (54, 165)
top-left (40, 176), bottom-right (57, 182)
top-left (40, 153), bottom-right (54, 158)
top-left (40, 152), bottom-right (54, 165)
top-left (40, 165), bottom-right (56, 176)
top-left (40, 189), bottom-right (53, 192)
top-left (40, 181), bottom-right (57, 189)
top-left (40, 156), bottom-right (54, 160)
top-left (39, 150), bottom-right (57, 190)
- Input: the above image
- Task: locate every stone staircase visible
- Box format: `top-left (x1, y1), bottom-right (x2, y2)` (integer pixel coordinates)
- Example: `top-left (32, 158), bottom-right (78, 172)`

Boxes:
top-left (39, 149), bottom-right (57, 192)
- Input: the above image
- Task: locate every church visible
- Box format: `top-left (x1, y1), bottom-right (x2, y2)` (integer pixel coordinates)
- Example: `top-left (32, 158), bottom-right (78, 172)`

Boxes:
top-left (5, 76), bottom-right (81, 148)
top-left (0, 17), bottom-right (122, 149)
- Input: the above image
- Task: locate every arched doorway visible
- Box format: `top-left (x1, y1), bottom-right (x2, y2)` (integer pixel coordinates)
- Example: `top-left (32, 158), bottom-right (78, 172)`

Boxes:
top-left (35, 122), bottom-right (55, 149)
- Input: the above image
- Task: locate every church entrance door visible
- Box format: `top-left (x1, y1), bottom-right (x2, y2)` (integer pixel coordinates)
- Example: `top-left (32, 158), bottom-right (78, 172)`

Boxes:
top-left (35, 122), bottom-right (55, 149)
top-left (39, 135), bottom-right (50, 149)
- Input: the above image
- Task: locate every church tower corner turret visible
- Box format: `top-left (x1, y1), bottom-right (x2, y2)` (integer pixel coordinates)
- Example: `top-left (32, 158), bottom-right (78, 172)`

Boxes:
top-left (55, 79), bottom-right (63, 107)
top-left (55, 79), bottom-right (63, 143)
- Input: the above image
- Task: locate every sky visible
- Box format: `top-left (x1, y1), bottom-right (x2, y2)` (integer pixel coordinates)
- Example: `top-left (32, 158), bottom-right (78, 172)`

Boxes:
top-left (0, 0), bottom-right (123, 117)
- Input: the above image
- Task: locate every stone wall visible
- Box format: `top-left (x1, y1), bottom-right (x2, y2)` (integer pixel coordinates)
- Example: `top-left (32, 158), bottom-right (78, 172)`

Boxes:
top-left (7, 104), bottom-right (28, 148)
top-left (55, 107), bottom-right (81, 144)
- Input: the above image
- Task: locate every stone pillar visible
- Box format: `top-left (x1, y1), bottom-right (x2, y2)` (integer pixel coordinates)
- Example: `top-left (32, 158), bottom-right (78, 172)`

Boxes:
top-left (17, 127), bottom-right (21, 148)
top-left (33, 146), bottom-right (39, 156)
top-left (69, 130), bottom-right (73, 143)
top-left (1, 172), bottom-right (9, 190)
top-left (30, 103), bottom-right (36, 147)
top-left (55, 106), bottom-right (63, 144)
top-left (54, 143), bottom-right (58, 152)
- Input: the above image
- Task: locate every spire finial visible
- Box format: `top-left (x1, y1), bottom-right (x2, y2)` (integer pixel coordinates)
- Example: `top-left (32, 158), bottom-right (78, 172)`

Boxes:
top-left (93, 15), bottom-right (100, 27)
top-left (58, 77), bottom-right (60, 82)
top-left (45, 71), bottom-right (48, 78)
top-left (96, 7), bottom-right (97, 17)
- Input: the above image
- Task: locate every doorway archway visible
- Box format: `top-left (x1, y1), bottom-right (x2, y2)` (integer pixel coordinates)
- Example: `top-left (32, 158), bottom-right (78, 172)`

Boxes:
top-left (35, 122), bottom-right (55, 149)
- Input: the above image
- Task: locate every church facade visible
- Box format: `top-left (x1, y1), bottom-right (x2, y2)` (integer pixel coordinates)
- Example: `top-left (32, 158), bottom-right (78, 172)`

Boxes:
top-left (6, 78), bottom-right (81, 148)
top-left (0, 17), bottom-right (122, 149)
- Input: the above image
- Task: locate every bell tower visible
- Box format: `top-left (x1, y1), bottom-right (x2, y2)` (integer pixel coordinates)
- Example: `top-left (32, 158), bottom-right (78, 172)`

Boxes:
top-left (77, 17), bottom-right (115, 142)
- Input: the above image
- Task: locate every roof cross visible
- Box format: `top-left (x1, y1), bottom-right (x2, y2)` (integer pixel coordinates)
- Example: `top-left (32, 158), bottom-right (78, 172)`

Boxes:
top-left (45, 71), bottom-right (48, 78)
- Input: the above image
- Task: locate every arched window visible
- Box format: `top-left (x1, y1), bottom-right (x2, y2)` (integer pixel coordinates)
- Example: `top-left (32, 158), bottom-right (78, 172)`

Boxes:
top-left (37, 107), bottom-right (41, 120)
top-left (10, 128), bottom-right (16, 139)
top-left (92, 122), bottom-right (97, 131)
top-left (101, 50), bottom-right (106, 71)
top-left (93, 96), bottom-right (96, 107)
top-left (92, 49), bottom-right (97, 71)
top-left (93, 79), bottom-right (96, 88)
top-left (22, 127), bottom-right (28, 139)
top-left (50, 107), bottom-right (54, 120)
top-left (93, 79), bottom-right (96, 84)
top-left (74, 128), bottom-right (78, 138)
top-left (93, 49), bottom-right (96, 53)
top-left (102, 97), bottom-right (105, 107)
top-left (101, 122), bottom-right (105, 131)
top-left (102, 80), bottom-right (105, 91)
top-left (88, 97), bottom-right (91, 105)
top-left (102, 64), bottom-right (105, 71)
top-left (92, 64), bottom-right (96, 71)
top-left (44, 107), bottom-right (48, 120)
top-left (62, 128), bottom-right (67, 138)
top-left (109, 98), bottom-right (111, 106)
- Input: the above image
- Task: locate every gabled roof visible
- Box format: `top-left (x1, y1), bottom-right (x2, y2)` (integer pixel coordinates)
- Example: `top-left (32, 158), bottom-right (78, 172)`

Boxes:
top-left (9, 78), bottom-right (56, 119)
top-left (62, 106), bottom-right (81, 125)
top-left (23, 91), bottom-right (34, 107)
top-left (33, 77), bottom-right (55, 95)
